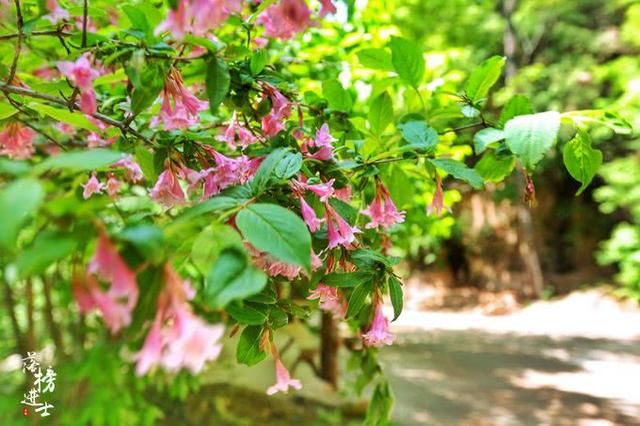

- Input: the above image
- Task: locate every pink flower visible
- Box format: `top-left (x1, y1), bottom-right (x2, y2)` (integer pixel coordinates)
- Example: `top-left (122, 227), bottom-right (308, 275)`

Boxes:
top-left (0, 122), bottom-right (35, 159)
top-left (260, 83), bottom-right (291, 137)
top-left (74, 226), bottom-right (139, 334)
top-left (161, 306), bottom-right (224, 374)
top-left (305, 179), bottom-right (335, 202)
top-left (334, 185), bottom-right (352, 202)
top-left (266, 358), bottom-right (302, 395)
top-left (299, 196), bottom-right (323, 232)
top-left (79, 89), bottom-right (97, 115)
top-left (155, 0), bottom-right (189, 39)
top-left (325, 203), bottom-right (360, 249)
top-left (57, 54), bottom-right (99, 90)
top-left (302, 123), bottom-right (334, 160)
top-left (427, 174), bottom-right (447, 216)
top-left (44, 0), bottom-right (69, 23)
top-left (155, 0), bottom-right (241, 39)
top-left (362, 180), bottom-right (405, 229)
top-left (258, 0), bottom-right (312, 40)
top-left (319, 0), bottom-right (337, 17)
top-left (151, 69), bottom-right (208, 130)
top-left (307, 284), bottom-right (347, 319)
top-left (150, 168), bottom-right (186, 208)
top-left (362, 302), bottom-right (394, 348)
top-left (114, 156), bottom-right (144, 183)
top-left (200, 151), bottom-right (260, 199)
top-left (218, 112), bottom-right (258, 150)
top-left (106, 176), bottom-right (121, 197)
top-left (134, 264), bottom-right (224, 375)
top-left (87, 131), bottom-right (115, 148)
top-left (82, 173), bottom-right (105, 199)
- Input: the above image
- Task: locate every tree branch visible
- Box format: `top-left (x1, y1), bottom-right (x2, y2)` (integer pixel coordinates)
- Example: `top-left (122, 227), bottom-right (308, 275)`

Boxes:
top-left (81, 0), bottom-right (88, 48)
top-left (0, 83), bottom-right (153, 145)
top-left (0, 29), bottom-right (72, 41)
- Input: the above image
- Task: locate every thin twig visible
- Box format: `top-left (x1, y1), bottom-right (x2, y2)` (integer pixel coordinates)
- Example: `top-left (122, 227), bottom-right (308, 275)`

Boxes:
top-left (437, 121), bottom-right (486, 135)
top-left (6, 0), bottom-right (24, 84)
top-left (81, 0), bottom-right (88, 48)
top-left (16, 118), bottom-right (67, 151)
top-left (0, 83), bottom-right (153, 145)
top-left (0, 29), bottom-right (72, 41)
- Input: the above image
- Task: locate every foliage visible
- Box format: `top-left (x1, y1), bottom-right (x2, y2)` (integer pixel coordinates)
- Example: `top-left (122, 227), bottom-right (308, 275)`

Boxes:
top-left (0, 0), bottom-right (631, 424)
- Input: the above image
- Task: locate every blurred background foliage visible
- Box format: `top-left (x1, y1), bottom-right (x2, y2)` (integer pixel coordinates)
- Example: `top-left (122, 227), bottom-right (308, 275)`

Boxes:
top-left (1, 0), bottom-right (639, 425)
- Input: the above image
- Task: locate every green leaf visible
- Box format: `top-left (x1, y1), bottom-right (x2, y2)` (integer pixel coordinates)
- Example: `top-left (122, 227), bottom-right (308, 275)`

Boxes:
top-left (322, 271), bottom-right (374, 288)
top-left (227, 302), bottom-right (268, 325)
top-left (0, 102), bottom-right (18, 119)
top-left (250, 148), bottom-right (289, 193)
top-left (122, 4), bottom-right (150, 34)
top-left (473, 128), bottom-right (505, 154)
top-left (351, 249), bottom-right (396, 269)
top-left (388, 276), bottom-right (403, 321)
top-left (382, 165), bottom-right (412, 208)
top-left (562, 131), bottom-right (603, 195)
top-left (130, 62), bottom-right (167, 114)
top-left (498, 94), bottom-right (534, 128)
top-left (365, 381), bottom-right (394, 426)
top-left (475, 152), bottom-right (515, 183)
top-left (504, 111), bottom-right (561, 170)
top-left (206, 56), bottom-right (231, 113)
top-left (16, 232), bottom-right (77, 278)
top-left (390, 37), bottom-right (424, 88)
top-left (173, 196), bottom-right (240, 226)
top-left (465, 55), bottom-right (506, 104)
top-left (0, 178), bottom-right (44, 249)
top-left (236, 203), bottom-right (311, 270)
top-left (236, 325), bottom-right (267, 366)
top-left (30, 103), bottom-right (99, 131)
top-left (368, 92), bottom-right (393, 136)
top-left (119, 224), bottom-right (165, 263)
top-left (205, 249), bottom-right (268, 308)
top-left (398, 121), bottom-right (438, 153)
top-left (135, 145), bottom-right (156, 182)
top-left (429, 158), bottom-right (484, 189)
top-left (250, 50), bottom-right (268, 75)
top-left (322, 80), bottom-right (352, 112)
top-left (356, 48), bottom-right (394, 72)
top-left (34, 149), bottom-right (125, 174)
top-left (346, 282), bottom-right (373, 318)
top-left (274, 152), bottom-right (302, 179)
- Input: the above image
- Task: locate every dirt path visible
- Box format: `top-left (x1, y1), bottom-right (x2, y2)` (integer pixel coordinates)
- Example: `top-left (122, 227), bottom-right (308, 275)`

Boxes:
top-left (384, 290), bottom-right (640, 425)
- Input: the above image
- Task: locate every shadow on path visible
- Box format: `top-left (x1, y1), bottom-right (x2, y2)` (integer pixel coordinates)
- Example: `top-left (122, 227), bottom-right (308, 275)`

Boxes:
top-left (382, 331), bottom-right (640, 425)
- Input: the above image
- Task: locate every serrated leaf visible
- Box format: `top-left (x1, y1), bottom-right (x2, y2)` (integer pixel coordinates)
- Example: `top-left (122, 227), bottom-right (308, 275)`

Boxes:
top-left (474, 128), bottom-right (505, 154)
top-left (236, 203), bottom-right (311, 270)
top-left (429, 158), bottom-right (484, 189)
top-left (398, 121), bottom-right (438, 153)
top-left (388, 276), bottom-right (403, 321)
top-left (475, 152), bottom-right (515, 183)
top-left (356, 48), bottom-right (394, 72)
top-left (206, 56), bottom-right (230, 113)
top-left (465, 55), bottom-right (506, 104)
top-left (250, 50), bottom-right (268, 75)
top-left (322, 271), bottom-right (374, 288)
top-left (250, 148), bottom-right (288, 193)
top-left (390, 37), bottom-right (424, 88)
top-left (227, 302), bottom-right (268, 325)
top-left (368, 92), bottom-right (393, 136)
top-left (236, 325), bottom-right (267, 366)
top-left (322, 80), bottom-right (352, 112)
top-left (346, 282), bottom-right (373, 318)
top-left (498, 94), bottom-right (533, 128)
top-left (562, 131), bottom-right (603, 195)
top-left (205, 249), bottom-right (267, 308)
top-left (504, 111), bottom-right (561, 170)
top-left (274, 152), bottom-right (302, 179)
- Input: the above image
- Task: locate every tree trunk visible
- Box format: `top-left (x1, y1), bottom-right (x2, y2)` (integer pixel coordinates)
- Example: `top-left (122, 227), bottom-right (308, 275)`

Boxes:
top-left (2, 279), bottom-right (26, 354)
top-left (320, 312), bottom-right (339, 389)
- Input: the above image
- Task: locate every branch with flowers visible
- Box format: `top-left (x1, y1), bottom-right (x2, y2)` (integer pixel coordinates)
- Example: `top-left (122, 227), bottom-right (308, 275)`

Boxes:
top-left (0, 0), bottom-right (630, 423)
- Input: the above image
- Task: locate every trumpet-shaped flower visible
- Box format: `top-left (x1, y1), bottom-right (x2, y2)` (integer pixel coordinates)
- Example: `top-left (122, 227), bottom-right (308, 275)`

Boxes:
top-left (362, 302), bottom-right (394, 348)
top-left (0, 122), bottom-right (35, 159)
top-left (362, 180), bottom-right (405, 229)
